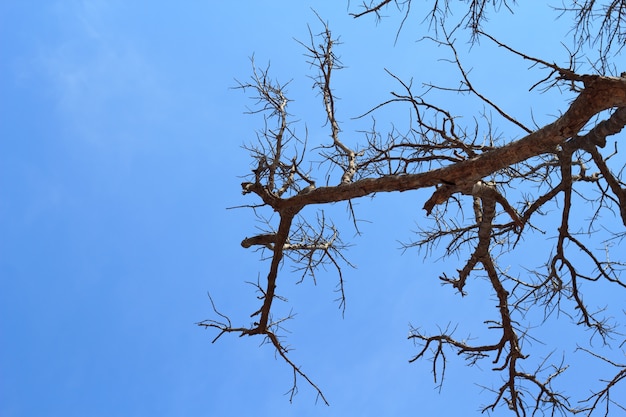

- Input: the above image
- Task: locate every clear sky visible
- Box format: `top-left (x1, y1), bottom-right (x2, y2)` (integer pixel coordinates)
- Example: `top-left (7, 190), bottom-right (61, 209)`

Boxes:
top-left (1, 1), bottom-right (624, 416)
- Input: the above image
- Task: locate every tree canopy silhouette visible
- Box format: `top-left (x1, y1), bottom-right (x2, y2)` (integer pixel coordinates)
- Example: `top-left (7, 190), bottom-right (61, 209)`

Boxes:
top-left (199, 1), bottom-right (626, 415)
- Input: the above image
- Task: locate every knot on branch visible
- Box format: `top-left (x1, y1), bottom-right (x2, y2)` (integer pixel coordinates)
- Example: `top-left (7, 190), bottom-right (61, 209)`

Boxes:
top-left (241, 182), bottom-right (254, 195)
top-left (298, 183), bottom-right (316, 195)
top-left (423, 183), bottom-right (456, 215)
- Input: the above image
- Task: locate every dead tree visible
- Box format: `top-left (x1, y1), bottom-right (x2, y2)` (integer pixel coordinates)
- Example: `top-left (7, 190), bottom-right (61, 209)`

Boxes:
top-left (199, 1), bottom-right (626, 415)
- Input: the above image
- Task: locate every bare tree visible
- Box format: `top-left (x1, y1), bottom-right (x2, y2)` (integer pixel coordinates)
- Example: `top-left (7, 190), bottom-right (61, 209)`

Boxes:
top-left (199, 1), bottom-right (626, 415)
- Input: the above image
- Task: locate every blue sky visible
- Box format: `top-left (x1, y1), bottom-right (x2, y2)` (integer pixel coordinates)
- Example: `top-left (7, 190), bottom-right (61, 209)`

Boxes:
top-left (1, 1), bottom-right (624, 416)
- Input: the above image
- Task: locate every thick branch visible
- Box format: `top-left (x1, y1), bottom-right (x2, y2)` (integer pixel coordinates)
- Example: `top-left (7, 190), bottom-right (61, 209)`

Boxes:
top-left (273, 75), bottom-right (626, 209)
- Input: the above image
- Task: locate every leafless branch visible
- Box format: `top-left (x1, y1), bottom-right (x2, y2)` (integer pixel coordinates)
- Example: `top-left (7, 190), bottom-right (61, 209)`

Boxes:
top-left (206, 7), bottom-right (626, 414)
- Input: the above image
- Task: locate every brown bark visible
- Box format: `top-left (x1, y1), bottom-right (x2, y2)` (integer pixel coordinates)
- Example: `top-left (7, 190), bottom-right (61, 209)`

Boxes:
top-left (266, 76), bottom-right (626, 211)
